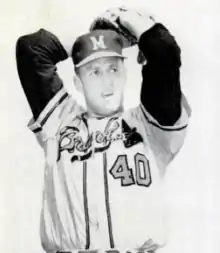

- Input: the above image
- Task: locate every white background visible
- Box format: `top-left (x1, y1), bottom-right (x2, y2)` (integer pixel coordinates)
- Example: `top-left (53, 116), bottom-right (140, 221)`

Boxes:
top-left (1, 0), bottom-right (220, 252)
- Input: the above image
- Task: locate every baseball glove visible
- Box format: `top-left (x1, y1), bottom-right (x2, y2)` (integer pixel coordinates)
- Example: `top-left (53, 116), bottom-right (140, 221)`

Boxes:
top-left (89, 7), bottom-right (138, 48)
top-left (89, 7), bottom-right (152, 64)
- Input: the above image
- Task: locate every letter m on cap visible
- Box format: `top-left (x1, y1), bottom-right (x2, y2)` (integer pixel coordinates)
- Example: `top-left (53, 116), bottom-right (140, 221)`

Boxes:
top-left (90, 35), bottom-right (107, 51)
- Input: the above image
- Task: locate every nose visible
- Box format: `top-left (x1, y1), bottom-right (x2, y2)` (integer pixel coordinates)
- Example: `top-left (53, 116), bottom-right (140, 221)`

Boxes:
top-left (102, 73), bottom-right (113, 90)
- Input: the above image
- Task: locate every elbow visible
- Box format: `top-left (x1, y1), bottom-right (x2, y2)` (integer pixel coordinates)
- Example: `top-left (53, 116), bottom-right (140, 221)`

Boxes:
top-left (16, 34), bottom-right (28, 49)
top-left (16, 30), bottom-right (41, 56)
top-left (16, 31), bottom-right (41, 66)
top-left (16, 35), bottom-right (30, 60)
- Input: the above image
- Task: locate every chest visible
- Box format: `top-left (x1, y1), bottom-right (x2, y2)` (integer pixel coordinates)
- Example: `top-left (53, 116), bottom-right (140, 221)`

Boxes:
top-left (48, 116), bottom-right (161, 192)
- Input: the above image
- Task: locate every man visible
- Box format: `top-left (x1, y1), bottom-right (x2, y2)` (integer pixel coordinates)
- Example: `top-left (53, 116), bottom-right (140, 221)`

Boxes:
top-left (16, 7), bottom-right (191, 253)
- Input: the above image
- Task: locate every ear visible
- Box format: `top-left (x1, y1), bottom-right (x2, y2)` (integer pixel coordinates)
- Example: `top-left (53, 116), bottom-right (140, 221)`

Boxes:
top-left (73, 75), bottom-right (83, 94)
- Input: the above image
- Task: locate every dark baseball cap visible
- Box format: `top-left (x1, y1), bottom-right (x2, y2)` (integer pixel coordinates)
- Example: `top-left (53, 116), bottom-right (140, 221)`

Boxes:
top-left (72, 30), bottom-right (126, 68)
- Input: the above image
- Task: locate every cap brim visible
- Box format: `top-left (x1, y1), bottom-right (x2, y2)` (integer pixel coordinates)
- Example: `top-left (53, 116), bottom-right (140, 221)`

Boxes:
top-left (75, 51), bottom-right (126, 68)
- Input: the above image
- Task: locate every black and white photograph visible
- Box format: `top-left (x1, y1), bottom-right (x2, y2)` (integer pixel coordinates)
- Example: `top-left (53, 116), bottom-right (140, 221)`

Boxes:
top-left (1, 0), bottom-right (219, 253)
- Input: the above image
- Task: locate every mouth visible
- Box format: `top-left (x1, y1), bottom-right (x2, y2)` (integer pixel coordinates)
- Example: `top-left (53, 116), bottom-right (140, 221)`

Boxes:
top-left (102, 92), bottom-right (114, 98)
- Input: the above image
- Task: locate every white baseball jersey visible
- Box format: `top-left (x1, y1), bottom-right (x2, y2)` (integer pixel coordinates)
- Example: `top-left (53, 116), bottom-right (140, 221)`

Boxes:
top-left (29, 88), bottom-right (191, 253)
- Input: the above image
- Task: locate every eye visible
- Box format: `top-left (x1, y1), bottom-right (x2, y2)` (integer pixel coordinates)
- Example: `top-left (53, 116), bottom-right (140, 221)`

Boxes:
top-left (90, 69), bottom-right (101, 76)
top-left (94, 69), bottom-right (100, 75)
top-left (110, 66), bottom-right (118, 73)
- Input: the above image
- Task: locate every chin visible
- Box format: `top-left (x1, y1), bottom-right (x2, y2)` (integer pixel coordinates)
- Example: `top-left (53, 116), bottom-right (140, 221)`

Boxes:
top-left (99, 105), bottom-right (123, 117)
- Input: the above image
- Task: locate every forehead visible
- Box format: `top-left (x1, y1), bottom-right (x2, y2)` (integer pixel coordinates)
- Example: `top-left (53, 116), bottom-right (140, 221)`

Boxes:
top-left (83, 57), bottom-right (123, 71)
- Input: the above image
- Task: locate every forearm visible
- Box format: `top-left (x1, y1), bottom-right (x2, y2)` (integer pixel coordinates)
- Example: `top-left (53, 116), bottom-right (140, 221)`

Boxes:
top-left (139, 23), bottom-right (182, 126)
top-left (16, 29), bottom-right (68, 119)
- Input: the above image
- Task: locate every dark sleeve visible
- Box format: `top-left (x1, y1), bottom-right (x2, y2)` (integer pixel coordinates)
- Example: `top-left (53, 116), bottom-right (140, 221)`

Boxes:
top-left (16, 29), bottom-right (68, 120)
top-left (138, 23), bottom-right (182, 126)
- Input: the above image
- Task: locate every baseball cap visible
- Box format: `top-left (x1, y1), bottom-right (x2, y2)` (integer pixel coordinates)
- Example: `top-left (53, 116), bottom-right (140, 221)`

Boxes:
top-left (72, 30), bottom-right (126, 68)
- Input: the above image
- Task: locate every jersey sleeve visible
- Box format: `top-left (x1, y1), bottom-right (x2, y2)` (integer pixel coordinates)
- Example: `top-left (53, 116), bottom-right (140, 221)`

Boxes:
top-left (141, 93), bottom-right (191, 165)
top-left (128, 93), bottom-right (191, 171)
top-left (16, 28), bottom-right (68, 120)
top-left (16, 29), bottom-right (82, 146)
top-left (128, 23), bottom-right (191, 170)
top-left (28, 89), bottom-right (82, 146)
top-left (138, 23), bottom-right (182, 126)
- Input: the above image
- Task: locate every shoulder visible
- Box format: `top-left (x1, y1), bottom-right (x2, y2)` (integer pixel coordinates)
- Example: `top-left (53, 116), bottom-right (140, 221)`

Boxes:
top-left (29, 92), bottom-right (85, 145)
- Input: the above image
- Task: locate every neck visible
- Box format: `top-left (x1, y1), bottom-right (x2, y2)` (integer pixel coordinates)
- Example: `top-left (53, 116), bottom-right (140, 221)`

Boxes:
top-left (86, 106), bottom-right (124, 119)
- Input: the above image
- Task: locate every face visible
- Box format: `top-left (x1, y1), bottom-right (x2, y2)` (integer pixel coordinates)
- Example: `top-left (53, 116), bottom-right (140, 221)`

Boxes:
top-left (75, 57), bottom-right (127, 117)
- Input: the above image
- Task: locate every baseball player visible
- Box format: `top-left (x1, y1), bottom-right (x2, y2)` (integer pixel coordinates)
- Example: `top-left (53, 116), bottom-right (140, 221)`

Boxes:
top-left (16, 7), bottom-right (191, 253)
